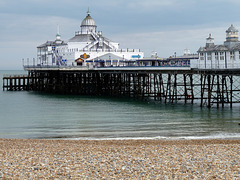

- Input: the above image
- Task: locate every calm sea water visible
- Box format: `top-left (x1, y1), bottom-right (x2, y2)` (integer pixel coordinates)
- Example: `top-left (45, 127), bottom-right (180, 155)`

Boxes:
top-left (0, 70), bottom-right (240, 140)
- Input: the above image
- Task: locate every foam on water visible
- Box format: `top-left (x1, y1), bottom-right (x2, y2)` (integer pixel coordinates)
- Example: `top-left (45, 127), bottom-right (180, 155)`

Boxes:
top-left (63, 133), bottom-right (240, 141)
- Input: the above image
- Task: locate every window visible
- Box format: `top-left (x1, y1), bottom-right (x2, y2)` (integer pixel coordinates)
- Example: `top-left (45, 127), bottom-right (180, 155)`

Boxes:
top-left (220, 52), bottom-right (224, 60)
top-left (200, 53), bottom-right (204, 60)
top-left (215, 52), bottom-right (219, 60)
top-left (207, 52), bottom-right (212, 61)
top-left (230, 51), bottom-right (235, 60)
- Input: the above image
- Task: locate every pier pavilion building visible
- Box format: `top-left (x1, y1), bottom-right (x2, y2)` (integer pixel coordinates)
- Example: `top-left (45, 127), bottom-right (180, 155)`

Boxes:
top-left (197, 24), bottom-right (240, 69)
top-left (137, 50), bottom-right (198, 67)
top-left (37, 10), bottom-right (144, 67)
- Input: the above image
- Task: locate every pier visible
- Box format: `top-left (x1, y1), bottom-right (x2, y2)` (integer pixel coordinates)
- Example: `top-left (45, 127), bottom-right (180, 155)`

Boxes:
top-left (3, 75), bottom-right (30, 91)
top-left (3, 67), bottom-right (240, 108)
top-left (4, 15), bottom-right (240, 108)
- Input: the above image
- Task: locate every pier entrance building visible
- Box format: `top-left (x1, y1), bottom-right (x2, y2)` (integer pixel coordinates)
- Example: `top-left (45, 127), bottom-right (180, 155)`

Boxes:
top-left (37, 10), bottom-right (144, 67)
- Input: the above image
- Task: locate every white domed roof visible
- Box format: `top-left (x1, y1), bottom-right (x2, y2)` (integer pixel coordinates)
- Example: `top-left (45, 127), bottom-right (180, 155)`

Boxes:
top-left (81, 12), bottom-right (96, 27)
top-left (226, 24), bottom-right (238, 33)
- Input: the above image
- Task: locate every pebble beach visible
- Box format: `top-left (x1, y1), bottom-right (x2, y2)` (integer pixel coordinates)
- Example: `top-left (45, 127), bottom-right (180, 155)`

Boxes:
top-left (0, 139), bottom-right (240, 179)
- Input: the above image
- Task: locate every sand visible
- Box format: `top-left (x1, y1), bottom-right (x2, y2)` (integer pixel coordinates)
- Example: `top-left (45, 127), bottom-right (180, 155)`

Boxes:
top-left (0, 139), bottom-right (239, 179)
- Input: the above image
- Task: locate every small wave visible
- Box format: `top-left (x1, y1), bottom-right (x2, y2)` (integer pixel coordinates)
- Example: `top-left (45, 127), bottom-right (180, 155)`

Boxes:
top-left (62, 133), bottom-right (240, 141)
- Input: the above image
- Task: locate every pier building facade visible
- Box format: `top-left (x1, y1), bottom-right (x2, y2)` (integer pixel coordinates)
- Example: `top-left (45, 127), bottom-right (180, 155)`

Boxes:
top-left (37, 10), bottom-right (144, 67)
top-left (137, 50), bottom-right (198, 67)
top-left (198, 24), bottom-right (240, 69)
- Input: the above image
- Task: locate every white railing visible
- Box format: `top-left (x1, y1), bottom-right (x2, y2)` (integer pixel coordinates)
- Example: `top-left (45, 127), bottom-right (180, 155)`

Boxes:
top-left (80, 49), bottom-right (141, 53)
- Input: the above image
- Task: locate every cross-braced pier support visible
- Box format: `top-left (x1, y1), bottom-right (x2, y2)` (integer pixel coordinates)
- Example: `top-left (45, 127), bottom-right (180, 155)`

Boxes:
top-left (2, 75), bottom-right (29, 91)
top-left (200, 74), bottom-right (236, 108)
top-left (3, 69), bottom-right (240, 108)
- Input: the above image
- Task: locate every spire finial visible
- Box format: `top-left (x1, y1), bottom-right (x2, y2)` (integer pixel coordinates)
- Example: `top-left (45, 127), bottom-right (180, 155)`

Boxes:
top-left (87, 7), bottom-right (90, 16)
top-left (56, 24), bottom-right (61, 41)
top-left (57, 24), bottom-right (60, 35)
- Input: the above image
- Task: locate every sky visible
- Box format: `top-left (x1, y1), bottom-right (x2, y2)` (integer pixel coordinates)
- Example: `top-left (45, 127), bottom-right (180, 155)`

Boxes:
top-left (1, 0), bottom-right (240, 70)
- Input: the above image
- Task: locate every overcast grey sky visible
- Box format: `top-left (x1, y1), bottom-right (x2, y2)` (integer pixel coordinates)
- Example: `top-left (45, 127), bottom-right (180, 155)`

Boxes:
top-left (1, 0), bottom-right (240, 69)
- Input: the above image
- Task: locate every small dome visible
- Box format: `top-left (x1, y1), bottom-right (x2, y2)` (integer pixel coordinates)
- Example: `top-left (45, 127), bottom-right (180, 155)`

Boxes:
top-left (81, 12), bottom-right (96, 27)
top-left (226, 24), bottom-right (238, 33)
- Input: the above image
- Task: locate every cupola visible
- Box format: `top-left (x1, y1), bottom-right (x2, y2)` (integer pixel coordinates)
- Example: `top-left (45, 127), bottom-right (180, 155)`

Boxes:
top-left (55, 25), bottom-right (62, 44)
top-left (226, 24), bottom-right (239, 42)
top-left (224, 24), bottom-right (239, 48)
top-left (206, 34), bottom-right (214, 48)
top-left (80, 9), bottom-right (97, 34)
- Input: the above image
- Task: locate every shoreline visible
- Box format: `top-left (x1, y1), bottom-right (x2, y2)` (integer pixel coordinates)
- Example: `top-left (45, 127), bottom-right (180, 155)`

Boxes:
top-left (2, 137), bottom-right (240, 143)
top-left (1, 138), bottom-right (240, 179)
top-left (62, 136), bottom-right (240, 141)
top-left (1, 138), bottom-right (240, 147)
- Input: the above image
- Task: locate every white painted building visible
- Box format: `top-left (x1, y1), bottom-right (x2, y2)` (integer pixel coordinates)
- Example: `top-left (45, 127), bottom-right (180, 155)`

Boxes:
top-left (37, 10), bottom-right (144, 67)
top-left (197, 24), bottom-right (240, 69)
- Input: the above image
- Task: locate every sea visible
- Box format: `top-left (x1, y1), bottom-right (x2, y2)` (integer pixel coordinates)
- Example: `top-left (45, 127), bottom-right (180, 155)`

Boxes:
top-left (0, 70), bottom-right (240, 140)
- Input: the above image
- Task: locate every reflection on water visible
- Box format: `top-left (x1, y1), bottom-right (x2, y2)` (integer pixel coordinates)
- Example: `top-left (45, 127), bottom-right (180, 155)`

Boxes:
top-left (0, 70), bottom-right (240, 139)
